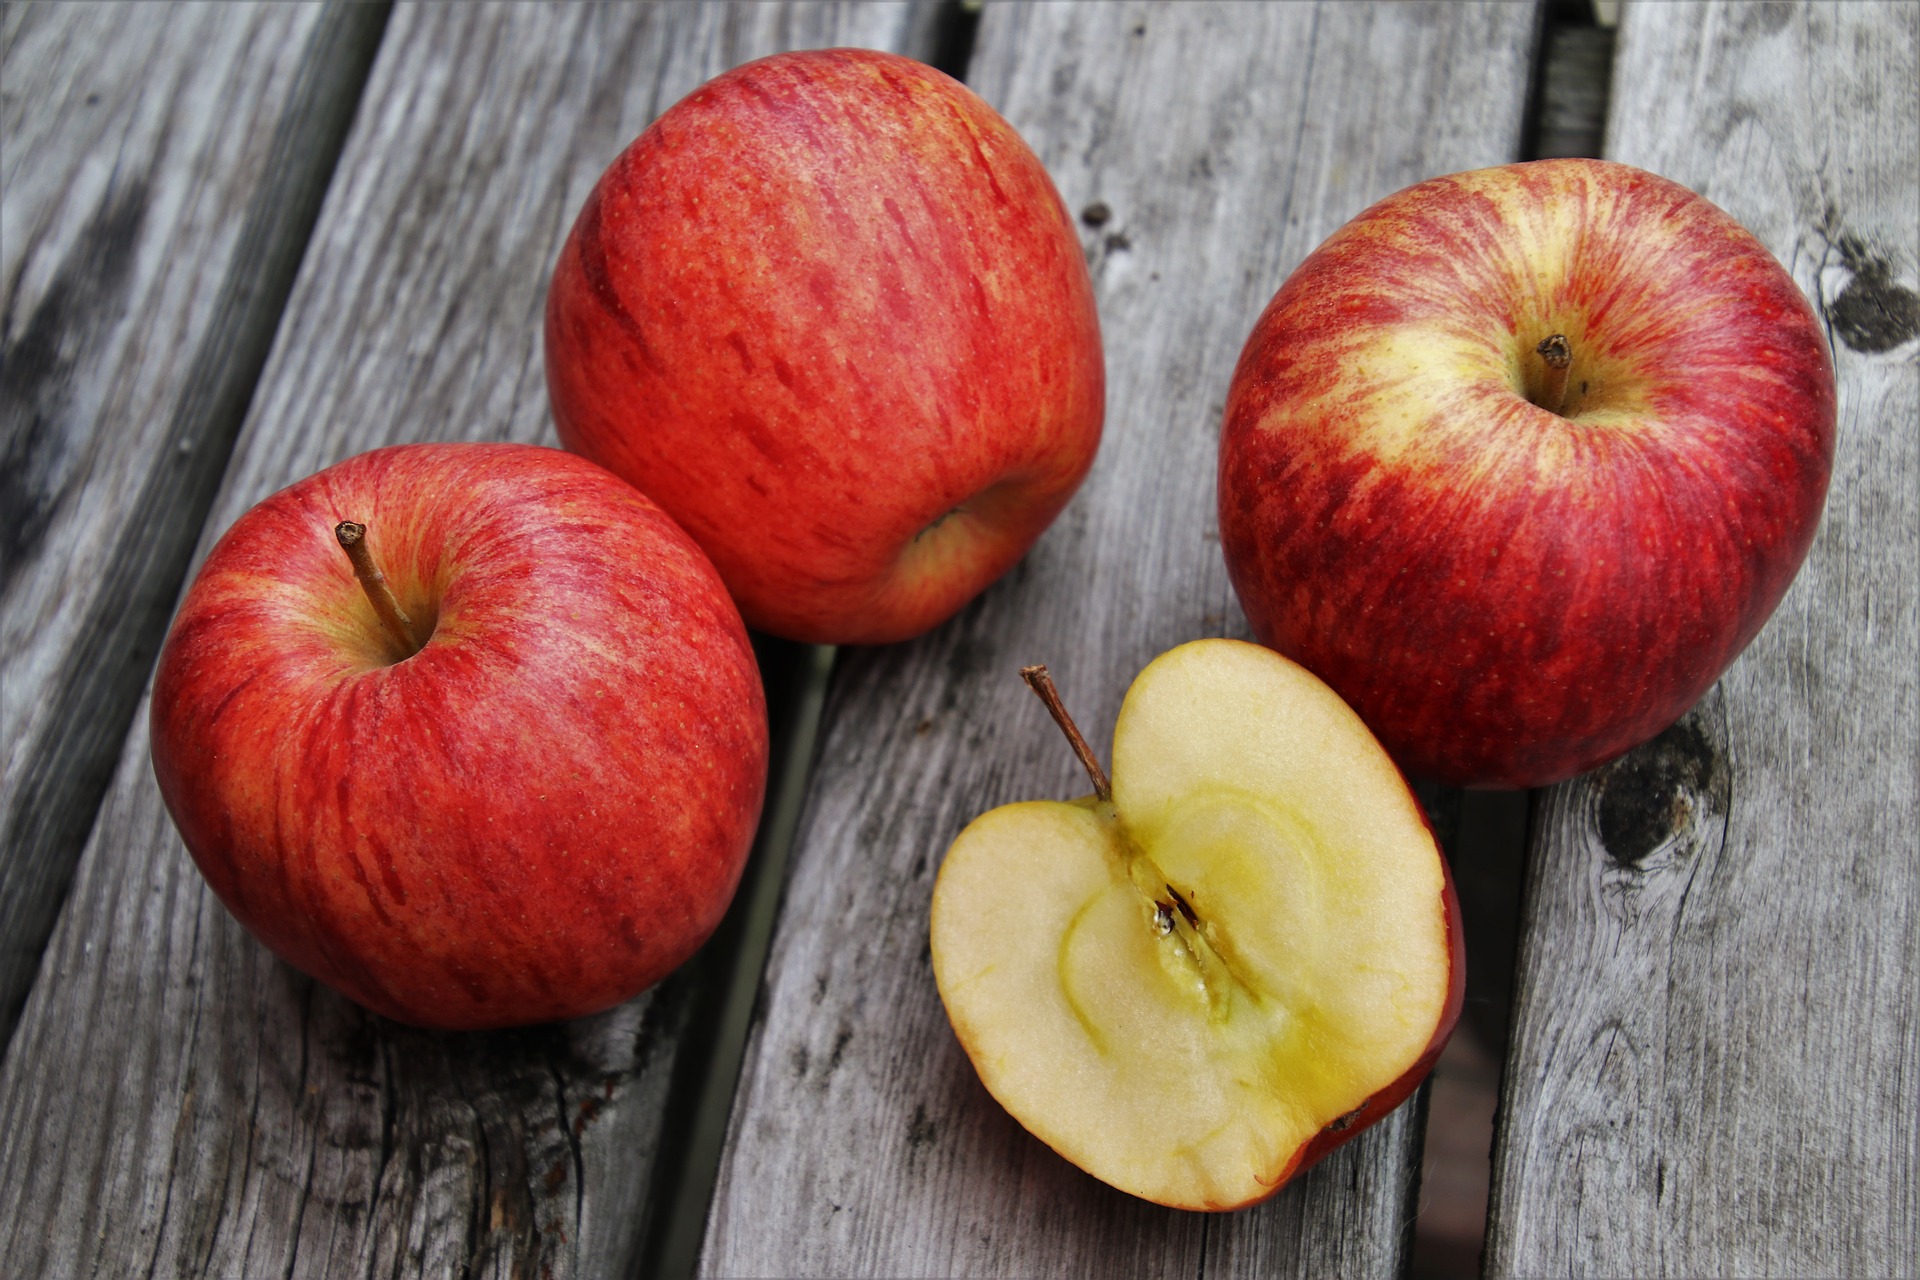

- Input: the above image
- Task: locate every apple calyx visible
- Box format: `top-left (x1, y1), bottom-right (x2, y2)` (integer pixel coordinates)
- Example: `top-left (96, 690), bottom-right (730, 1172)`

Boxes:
top-left (1534, 333), bottom-right (1573, 415)
top-left (334, 520), bottom-right (421, 661)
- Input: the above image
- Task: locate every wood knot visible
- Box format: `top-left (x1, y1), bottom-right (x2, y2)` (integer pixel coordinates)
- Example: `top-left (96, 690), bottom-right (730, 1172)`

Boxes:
top-left (1593, 715), bottom-right (1722, 868)
top-left (1828, 236), bottom-right (1919, 353)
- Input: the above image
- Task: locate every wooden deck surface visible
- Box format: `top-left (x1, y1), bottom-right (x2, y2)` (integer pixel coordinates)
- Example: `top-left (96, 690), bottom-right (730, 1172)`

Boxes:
top-left (2, 3), bottom-right (1914, 1277)
top-left (700, 5), bottom-right (1536, 1276)
top-left (1488, 5), bottom-right (1919, 1276)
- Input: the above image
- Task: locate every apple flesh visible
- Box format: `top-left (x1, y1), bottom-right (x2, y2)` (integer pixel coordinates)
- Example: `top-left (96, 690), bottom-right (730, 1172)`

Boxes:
top-left (930, 640), bottom-right (1463, 1210)
top-left (1219, 159), bottom-right (1835, 788)
top-left (545, 48), bottom-right (1104, 645)
top-left (150, 443), bottom-right (768, 1030)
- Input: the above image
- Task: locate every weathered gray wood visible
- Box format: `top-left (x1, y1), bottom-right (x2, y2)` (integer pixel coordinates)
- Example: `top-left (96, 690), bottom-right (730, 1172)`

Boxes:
top-left (0, 5), bottom-right (927, 1278)
top-left (0, 0), bottom-right (385, 1049)
top-left (1487, 3), bottom-right (1920, 1275)
top-left (700, 4), bottom-right (1538, 1275)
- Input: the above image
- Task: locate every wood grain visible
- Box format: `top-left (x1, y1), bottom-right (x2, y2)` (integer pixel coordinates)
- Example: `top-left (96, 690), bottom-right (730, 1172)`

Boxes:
top-left (1487, 3), bottom-right (1919, 1275)
top-left (0, 5), bottom-right (926, 1277)
top-left (0, 0), bottom-right (384, 1049)
top-left (700, 4), bottom-right (1538, 1275)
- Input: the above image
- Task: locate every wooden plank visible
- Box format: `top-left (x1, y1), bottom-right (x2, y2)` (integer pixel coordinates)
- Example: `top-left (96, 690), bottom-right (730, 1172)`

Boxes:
top-left (0, 0), bottom-right (384, 1047)
top-left (1487, 3), bottom-right (1919, 1275)
top-left (0, 5), bottom-right (928, 1277)
top-left (700, 4), bottom-right (1538, 1275)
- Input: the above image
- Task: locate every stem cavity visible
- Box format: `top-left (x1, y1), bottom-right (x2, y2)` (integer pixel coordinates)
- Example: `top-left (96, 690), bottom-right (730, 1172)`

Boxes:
top-left (335, 520), bottom-right (420, 659)
top-left (1535, 333), bottom-right (1573, 416)
top-left (1020, 664), bottom-right (1112, 804)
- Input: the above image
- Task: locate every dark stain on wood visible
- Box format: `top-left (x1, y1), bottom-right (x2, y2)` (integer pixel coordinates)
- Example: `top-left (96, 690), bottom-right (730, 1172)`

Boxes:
top-left (1593, 714), bottom-right (1723, 868)
top-left (573, 1095), bottom-right (602, 1136)
top-left (945, 631), bottom-right (992, 692)
top-left (0, 176), bottom-right (150, 591)
top-left (1734, 1), bottom-right (1796, 37)
top-left (906, 1103), bottom-right (937, 1151)
top-left (1827, 235), bottom-right (1919, 353)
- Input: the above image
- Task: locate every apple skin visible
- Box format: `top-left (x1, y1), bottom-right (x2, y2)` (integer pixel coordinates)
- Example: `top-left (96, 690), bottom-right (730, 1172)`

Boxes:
top-left (544, 48), bottom-right (1104, 645)
top-left (149, 443), bottom-right (768, 1030)
top-left (1219, 159), bottom-right (1835, 788)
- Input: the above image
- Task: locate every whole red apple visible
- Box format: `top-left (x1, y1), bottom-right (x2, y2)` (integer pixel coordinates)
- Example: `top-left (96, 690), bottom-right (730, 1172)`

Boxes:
top-left (1219, 159), bottom-right (1835, 788)
top-left (544, 48), bottom-right (1104, 645)
top-left (150, 443), bottom-right (768, 1029)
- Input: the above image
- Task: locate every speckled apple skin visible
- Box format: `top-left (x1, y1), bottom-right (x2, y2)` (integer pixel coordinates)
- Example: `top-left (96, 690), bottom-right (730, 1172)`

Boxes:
top-left (150, 443), bottom-right (768, 1029)
top-left (1220, 160), bottom-right (1835, 789)
top-left (545, 48), bottom-right (1104, 645)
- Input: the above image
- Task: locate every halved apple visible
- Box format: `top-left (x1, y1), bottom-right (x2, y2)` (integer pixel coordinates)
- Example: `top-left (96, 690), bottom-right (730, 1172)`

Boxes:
top-left (930, 639), bottom-right (1463, 1210)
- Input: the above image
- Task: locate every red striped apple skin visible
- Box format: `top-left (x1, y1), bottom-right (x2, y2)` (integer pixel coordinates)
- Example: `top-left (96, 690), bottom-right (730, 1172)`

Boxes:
top-left (1219, 160), bottom-right (1835, 788)
top-left (150, 444), bottom-right (767, 1029)
top-left (545, 48), bottom-right (1103, 645)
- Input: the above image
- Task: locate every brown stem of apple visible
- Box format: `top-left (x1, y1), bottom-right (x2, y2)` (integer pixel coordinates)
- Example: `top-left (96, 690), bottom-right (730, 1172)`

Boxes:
top-left (1536, 334), bottom-right (1572, 415)
top-left (335, 521), bottom-right (420, 659)
top-left (1020, 664), bottom-right (1113, 804)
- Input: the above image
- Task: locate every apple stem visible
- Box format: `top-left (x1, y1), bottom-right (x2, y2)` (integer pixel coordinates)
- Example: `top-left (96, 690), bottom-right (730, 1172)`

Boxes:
top-left (335, 521), bottom-right (420, 659)
top-left (1020, 665), bottom-right (1113, 804)
top-left (1536, 334), bottom-right (1572, 415)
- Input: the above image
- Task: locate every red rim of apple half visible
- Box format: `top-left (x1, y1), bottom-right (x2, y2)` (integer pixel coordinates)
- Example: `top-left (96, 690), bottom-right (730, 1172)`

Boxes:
top-left (929, 639), bottom-right (1464, 1211)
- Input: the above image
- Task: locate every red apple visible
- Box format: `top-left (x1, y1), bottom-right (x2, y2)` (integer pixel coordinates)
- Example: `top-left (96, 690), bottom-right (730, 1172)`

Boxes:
top-left (150, 443), bottom-right (768, 1029)
top-left (544, 48), bottom-right (1104, 645)
top-left (1219, 159), bottom-right (1835, 788)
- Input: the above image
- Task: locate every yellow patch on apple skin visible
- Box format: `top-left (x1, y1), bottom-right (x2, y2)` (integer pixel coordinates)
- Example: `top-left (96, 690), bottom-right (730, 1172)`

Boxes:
top-left (1247, 161), bottom-right (1734, 487)
top-left (931, 640), bottom-right (1453, 1210)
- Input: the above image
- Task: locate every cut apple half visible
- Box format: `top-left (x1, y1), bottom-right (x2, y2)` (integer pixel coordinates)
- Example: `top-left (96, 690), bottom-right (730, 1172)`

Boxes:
top-left (930, 639), bottom-right (1463, 1210)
